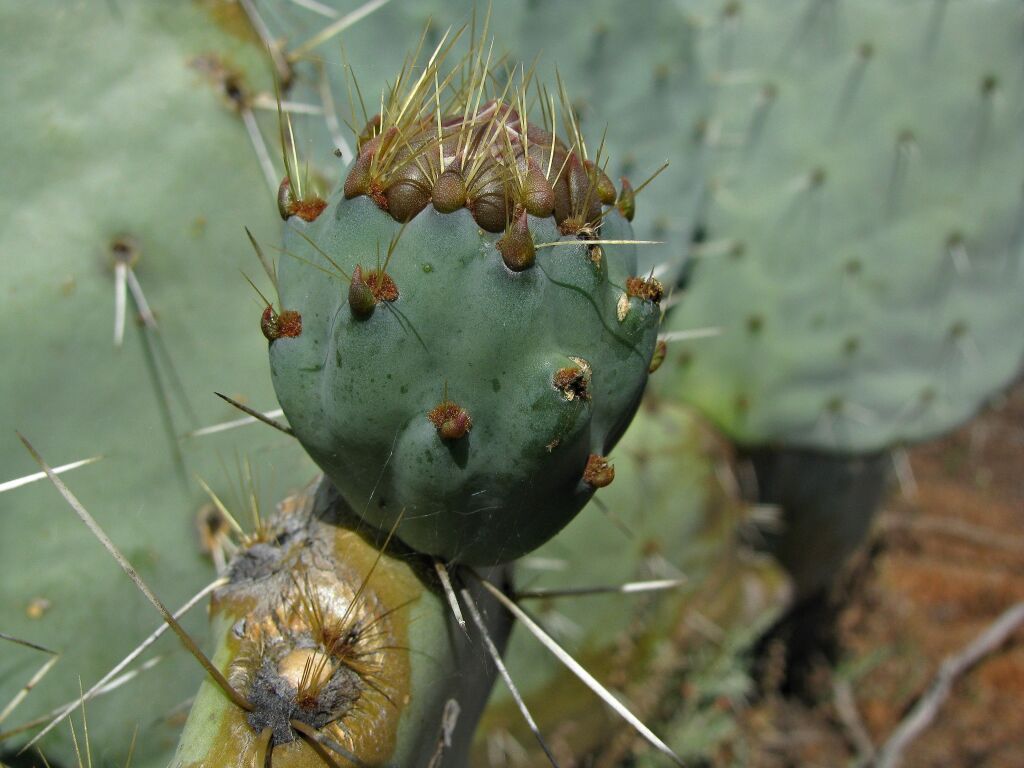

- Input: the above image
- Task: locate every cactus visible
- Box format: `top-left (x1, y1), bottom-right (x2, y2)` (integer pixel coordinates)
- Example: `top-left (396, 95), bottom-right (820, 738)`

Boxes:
top-left (0, 3), bottom-right (754, 768)
top-left (652, 0), bottom-right (1024, 601)
top-left (268, 37), bottom-right (663, 565)
top-left (665, 0), bottom-right (1024, 453)
top-left (0, 3), bottom-right (506, 766)
top-left (475, 398), bottom-right (788, 763)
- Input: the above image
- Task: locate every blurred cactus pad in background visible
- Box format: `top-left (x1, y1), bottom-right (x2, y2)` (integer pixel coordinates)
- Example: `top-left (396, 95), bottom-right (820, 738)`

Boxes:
top-left (1, 1), bottom-right (1023, 768)
top-left (665, 0), bottom-right (1024, 452)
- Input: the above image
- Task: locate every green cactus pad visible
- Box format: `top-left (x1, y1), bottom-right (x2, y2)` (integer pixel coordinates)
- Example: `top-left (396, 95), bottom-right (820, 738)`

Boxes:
top-left (665, 0), bottom-right (1024, 452)
top-left (270, 192), bottom-right (660, 564)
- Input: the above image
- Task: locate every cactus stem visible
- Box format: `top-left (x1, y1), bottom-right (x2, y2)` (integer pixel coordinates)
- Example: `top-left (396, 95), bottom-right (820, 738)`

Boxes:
top-left (460, 587), bottom-right (561, 768)
top-left (18, 434), bottom-right (255, 712)
top-left (476, 577), bottom-right (685, 766)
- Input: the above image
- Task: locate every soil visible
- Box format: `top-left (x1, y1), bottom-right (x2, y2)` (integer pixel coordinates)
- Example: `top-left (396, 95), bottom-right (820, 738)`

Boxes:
top-left (735, 382), bottom-right (1024, 767)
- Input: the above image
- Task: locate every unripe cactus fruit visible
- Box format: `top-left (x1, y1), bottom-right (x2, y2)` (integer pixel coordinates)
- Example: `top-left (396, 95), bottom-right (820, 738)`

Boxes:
top-left (268, 47), bottom-right (662, 564)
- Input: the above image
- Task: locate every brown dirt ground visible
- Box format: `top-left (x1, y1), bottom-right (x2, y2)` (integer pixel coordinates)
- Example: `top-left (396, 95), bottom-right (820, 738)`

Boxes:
top-left (737, 382), bottom-right (1024, 768)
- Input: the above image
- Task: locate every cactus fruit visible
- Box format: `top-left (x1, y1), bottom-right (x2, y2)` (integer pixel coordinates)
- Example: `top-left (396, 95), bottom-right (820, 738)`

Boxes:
top-left (664, 0), bottom-right (1024, 452)
top-left (268, 41), bottom-right (664, 565)
top-left (173, 480), bottom-right (509, 768)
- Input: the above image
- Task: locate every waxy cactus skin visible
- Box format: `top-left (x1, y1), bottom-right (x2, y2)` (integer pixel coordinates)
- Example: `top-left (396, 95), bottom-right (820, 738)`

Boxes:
top-left (270, 191), bottom-right (660, 564)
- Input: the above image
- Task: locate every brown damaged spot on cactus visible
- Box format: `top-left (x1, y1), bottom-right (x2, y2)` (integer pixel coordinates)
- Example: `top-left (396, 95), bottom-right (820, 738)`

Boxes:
top-left (626, 276), bottom-right (665, 303)
top-left (261, 306), bottom-right (302, 341)
top-left (195, 489), bottom-right (415, 766)
top-left (428, 400), bottom-right (473, 440)
top-left (582, 454), bottom-right (614, 488)
top-left (553, 358), bottom-right (592, 401)
top-left (648, 340), bottom-right (667, 373)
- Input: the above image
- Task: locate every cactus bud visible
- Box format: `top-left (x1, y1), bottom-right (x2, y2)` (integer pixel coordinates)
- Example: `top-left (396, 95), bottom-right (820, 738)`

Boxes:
top-left (497, 207), bottom-right (536, 272)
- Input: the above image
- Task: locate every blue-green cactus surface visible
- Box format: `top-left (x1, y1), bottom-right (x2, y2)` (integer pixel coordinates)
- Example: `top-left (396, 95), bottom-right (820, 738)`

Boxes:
top-left (665, 0), bottom-right (1024, 452)
top-left (270, 191), bottom-right (661, 564)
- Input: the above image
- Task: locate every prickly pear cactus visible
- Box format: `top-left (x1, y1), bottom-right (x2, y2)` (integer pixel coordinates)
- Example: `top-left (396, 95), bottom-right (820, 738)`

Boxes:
top-left (666, 0), bottom-right (1024, 452)
top-left (269, 48), bottom-right (664, 564)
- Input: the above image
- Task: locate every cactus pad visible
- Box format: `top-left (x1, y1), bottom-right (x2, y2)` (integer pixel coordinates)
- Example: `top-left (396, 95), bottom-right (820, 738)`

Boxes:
top-left (269, 48), bottom-right (662, 564)
top-left (665, 0), bottom-right (1024, 451)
